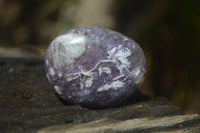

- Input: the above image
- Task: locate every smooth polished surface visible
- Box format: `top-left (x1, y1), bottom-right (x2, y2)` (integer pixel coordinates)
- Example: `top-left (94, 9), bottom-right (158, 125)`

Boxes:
top-left (45, 27), bottom-right (146, 108)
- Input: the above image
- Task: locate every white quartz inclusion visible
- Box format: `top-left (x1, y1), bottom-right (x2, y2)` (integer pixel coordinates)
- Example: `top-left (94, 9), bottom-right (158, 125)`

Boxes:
top-left (49, 68), bottom-right (55, 76)
top-left (115, 47), bottom-right (131, 67)
top-left (54, 85), bottom-right (62, 94)
top-left (50, 33), bottom-right (86, 68)
top-left (97, 80), bottom-right (124, 92)
top-left (107, 45), bottom-right (131, 73)
top-left (85, 78), bottom-right (93, 88)
top-left (98, 67), bottom-right (112, 76)
top-left (132, 68), bottom-right (145, 84)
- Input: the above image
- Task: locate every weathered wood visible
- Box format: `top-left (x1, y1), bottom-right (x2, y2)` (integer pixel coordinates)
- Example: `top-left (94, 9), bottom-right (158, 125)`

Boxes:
top-left (0, 58), bottom-right (199, 133)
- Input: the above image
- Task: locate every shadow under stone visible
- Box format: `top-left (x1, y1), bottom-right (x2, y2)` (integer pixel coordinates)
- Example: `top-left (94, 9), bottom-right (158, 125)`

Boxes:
top-left (55, 90), bottom-right (151, 109)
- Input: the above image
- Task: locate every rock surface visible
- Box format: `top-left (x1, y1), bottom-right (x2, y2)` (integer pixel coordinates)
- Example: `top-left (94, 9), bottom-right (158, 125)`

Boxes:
top-left (0, 57), bottom-right (199, 133)
top-left (38, 114), bottom-right (200, 133)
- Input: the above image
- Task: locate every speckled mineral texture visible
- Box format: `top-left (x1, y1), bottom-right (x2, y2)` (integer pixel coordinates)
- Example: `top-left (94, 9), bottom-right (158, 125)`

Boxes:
top-left (45, 27), bottom-right (146, 108)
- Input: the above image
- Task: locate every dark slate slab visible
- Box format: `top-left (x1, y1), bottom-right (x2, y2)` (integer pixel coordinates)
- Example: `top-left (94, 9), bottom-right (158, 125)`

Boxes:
top-left (0, 57), bottom-right (199, 133)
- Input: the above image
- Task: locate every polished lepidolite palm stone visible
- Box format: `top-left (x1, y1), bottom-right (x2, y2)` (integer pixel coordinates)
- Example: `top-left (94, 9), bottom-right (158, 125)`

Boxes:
top-left (45, 27), bottom-right (146, 108)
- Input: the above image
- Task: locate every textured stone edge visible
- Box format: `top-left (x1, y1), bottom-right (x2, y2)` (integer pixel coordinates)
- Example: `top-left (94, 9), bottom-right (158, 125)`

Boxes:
top-left (37, 114), bottom-right (200, 133)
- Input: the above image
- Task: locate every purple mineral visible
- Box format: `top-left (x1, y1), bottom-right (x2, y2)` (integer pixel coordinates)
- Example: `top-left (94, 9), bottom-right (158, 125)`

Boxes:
top-left (45, 27), bottom-right (146, 108)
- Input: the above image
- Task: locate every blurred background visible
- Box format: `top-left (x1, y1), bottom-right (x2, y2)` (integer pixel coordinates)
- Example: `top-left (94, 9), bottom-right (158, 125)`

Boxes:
top-left (0, 0), bottom-right (200, 114)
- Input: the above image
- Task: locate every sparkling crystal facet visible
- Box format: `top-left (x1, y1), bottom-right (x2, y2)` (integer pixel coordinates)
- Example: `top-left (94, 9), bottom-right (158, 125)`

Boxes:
top-left (45, 27), bottom-right (146, 108)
